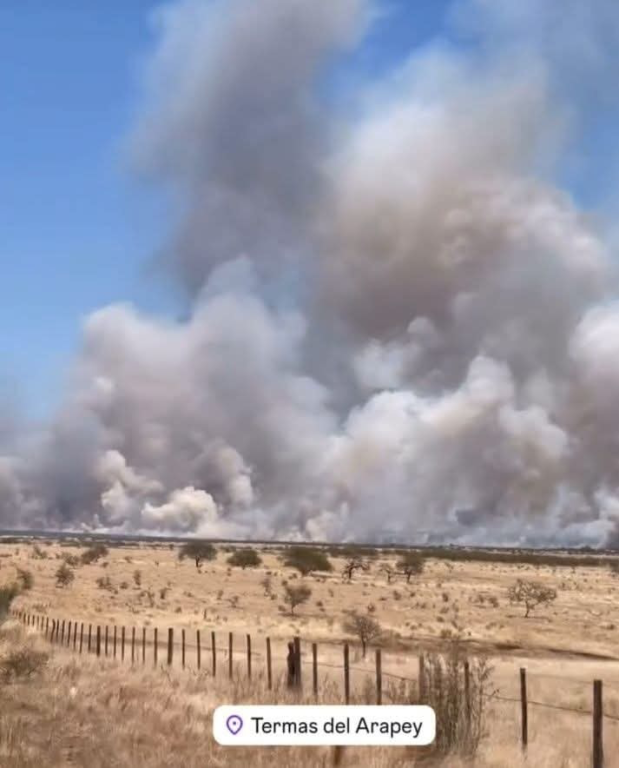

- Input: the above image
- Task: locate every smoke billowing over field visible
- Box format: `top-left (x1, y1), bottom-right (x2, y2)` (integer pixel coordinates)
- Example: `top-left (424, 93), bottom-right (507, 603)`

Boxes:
top-left (3, 0), bottom-right (619, 546)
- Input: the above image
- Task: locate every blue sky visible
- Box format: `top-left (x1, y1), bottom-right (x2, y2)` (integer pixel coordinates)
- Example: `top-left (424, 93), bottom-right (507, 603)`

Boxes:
top-left (0, 0), bottom-right (614, 419)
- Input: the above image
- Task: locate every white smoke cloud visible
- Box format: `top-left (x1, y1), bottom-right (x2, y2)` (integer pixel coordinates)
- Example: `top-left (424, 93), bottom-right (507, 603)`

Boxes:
top-left (3, 0), bottom-right (619, 546)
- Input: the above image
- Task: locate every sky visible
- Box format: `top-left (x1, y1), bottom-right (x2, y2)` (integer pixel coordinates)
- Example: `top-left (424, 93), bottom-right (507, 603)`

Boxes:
top-left (2, 0), bottom-right (617, 421)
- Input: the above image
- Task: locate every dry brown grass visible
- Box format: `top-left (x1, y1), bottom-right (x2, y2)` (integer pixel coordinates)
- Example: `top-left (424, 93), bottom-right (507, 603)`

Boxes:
top-left (2, 539), bottom-right (619, 765)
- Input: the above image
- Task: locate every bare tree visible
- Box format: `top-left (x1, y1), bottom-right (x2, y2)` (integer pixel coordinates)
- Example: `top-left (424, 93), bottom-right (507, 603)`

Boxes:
top-left (342, 612), bottom-right (382, 657)
top-left (342, 557), bottom-right (369, 582)
top-left (508, 579), bottom-right (557, 618)
top-left (396, 552), bottom-right (425, 583)
top-left (379, 563), bottom-right (395, 584)
top-left (283, 583), bottom-right (312, 615)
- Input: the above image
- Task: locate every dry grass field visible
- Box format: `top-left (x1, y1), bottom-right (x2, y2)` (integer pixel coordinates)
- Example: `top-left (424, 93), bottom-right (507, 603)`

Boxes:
top-left (2, 537), bottom-right (619, 766)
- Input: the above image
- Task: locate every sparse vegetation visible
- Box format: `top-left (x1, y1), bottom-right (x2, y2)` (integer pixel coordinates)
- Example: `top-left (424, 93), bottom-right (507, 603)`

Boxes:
top-left (55, 563), bottom-right (75, 588)
top-left (396, 552), bottom-right (425, 582)
top-left (283, 583), bottom-right (312, 615)
top-left (342, 557), bottom-right (369, 581)
top-left (508, 579), bottom-right (557, 618)
top-left (0, 583), bottom-right (20, 619)
top-left (342, 612), bottom-right (382, 657)
top-left (80, 543), bottom-right (109, 565)
top-left (227, 548), bottom-right (262, 569)
top-left (178, 542), bottom-right (216, 569)
top-left (283, 547), bottom-right (332, 576)
top-left (16, 567), bottom-right (34, 592)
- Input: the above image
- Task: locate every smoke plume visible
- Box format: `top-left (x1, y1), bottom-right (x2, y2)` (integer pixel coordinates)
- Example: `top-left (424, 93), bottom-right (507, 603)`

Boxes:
top-left (3, 0), bottom-right (619, 545)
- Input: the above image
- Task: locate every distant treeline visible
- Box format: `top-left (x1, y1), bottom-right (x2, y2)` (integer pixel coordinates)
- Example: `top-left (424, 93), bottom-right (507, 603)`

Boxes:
top-left (0, 530), bottom-right (616, 568)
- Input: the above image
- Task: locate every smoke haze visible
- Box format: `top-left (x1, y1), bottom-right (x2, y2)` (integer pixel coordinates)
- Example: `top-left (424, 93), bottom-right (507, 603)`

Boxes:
top-left (3, 0), bottom-right (619, 546)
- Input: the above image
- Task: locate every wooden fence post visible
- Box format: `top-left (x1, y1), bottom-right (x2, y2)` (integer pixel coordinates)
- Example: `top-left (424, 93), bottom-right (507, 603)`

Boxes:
top-left (182, 629), bottom-right (186, 670)
top-left (61, 620), bottom-right (65, 644)
top-left (79, 622), bottom-right (84, 654)
top-left (168, 628), bottom-right (174, 666)
top-left (228, 632), bottom-right (233, 679)
top-left (113, 626), bottom-right (117, 658)
top-left (343, 644), bottom-right (350, 704)
top-left (45, 616), bottom-right (49, 639)
top-left (196, 630), bottom-right (201, 670)
top-left (520, 668), bottom-right (528, 752)
top-left (266, 637), bottom-right (272, 690)
top-left (312, 643), bottom-right (318, 699)
top-left (375, 649), bottom-right (382, 705)
top-left (154, 628), bottom-right (158, 667)
top-left (464, 660), bottom-right (471, 728)
top-left (96, 625), bottom-right (101, 657)
top-left (211, 631), bottom-right (216, 676)
top-left (88, 624), bottom-right (92, 653)
top-left (131, 627), bottom-right (136, 663)
top-left (142, 628), bottom-right (146, 664)
top-left (294, 636), bottom-right (302, 691)
top-left (104, 625), bottom-right (109, 656)
top-left (67, 621), bottom-right (72, 648)
top-left (593, 679), bottom-right (603, 768)
top-left (246, 634), bottom-right (251, 679)
top-left (121, 626), bottom-right (125, 662)
top-left (73, 621), bottom-right (78, 651)
top-left (418, 654), bottom-right (426, 700)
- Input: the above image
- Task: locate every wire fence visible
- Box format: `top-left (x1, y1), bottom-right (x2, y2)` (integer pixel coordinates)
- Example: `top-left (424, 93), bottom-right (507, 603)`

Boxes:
top-left (11, 609), bottom-right (615, 766)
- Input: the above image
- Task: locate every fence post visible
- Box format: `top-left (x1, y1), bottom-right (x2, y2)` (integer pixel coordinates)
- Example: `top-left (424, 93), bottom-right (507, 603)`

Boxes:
top-left (464, 660), bottom-right (471, 728)
top-left (418, 654), bottom-right (426, 700)
top-left (45, 617), bottom-right (49, 638)
top-left (67, 621), bottom-right (72, 648)
top-left (228, 632), bottom-right (233, 679)
top-left (182, 629), bottom-right (186, 669)
top-left (121, 626), bottom-right (125, 662)
top-left (312, 643), bottom-right (318, 698)
top-left (142, 628), bottom-right (146, 664)
top-left (73, 621), bottom-right (78, 651)
top-left (266, 637), bottom-right (272, 690)
top-left (105, 625), bottom-right (109, 656)
top-left (61, 620), bottom-right (65, 644)
top-left (154, 628), bottom-right (158, 667)
top-left (212, 631), bottom-right (217, 676)
top-left (246, 634), bottom-right (251, 679)
top-left (168, 628), bottom-right (174, 666)
top-left (376, 649), bottom-right (382, 705)
top-left (79, 622), bottom-right (84, 654)
top-left (593, 679), bottom-right (603, 768)
top-left (88, 624), bottom-right (92, 653)
top-left (343, 644), bottom-right (350, 704)
top-left (113, 626), bottom-right (117, 659)
top-left (294, 636), bottom-right (302, 691)
top-left (520, 668), bottom-right (528, 752)
top-left (131, 627), bottom-right (136, 664)
top-left (196, 630), bottom-right (201, 670)
top-left (96, 626), bottom-right (101, 657)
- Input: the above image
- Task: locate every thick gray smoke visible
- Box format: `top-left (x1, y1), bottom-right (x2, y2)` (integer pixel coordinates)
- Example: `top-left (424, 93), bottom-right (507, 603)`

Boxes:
top-left (3, 0), bottom-right (619, 546)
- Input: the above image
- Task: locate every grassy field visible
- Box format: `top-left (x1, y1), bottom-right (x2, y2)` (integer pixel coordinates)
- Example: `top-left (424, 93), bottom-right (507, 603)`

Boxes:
top-left (2, 538), bottom-right (619, 766)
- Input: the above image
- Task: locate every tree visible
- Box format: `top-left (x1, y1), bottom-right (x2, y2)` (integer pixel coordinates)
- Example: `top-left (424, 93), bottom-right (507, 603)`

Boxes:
top-left (178, 542), bottom-right (217, 569)
top-left (283, 583), bottom-right (312, 615)
top-left (283, 547), bottom-right (332, 577)
top-left (396, 552), bottom-right (425, 583)
top-left (508, 579), bottom-right (557, 618)
top-left (343, 612), bottom-right (382, 657)
top-left (15, 568), bottom-right (34, 592)
top-left (55, 563), bottom-right (75, 588)
top-left (379, 563), bottom-right (395, 584)
top-left (342, 557), bottom-right (369, 582)
top-left (227, 549), bottom-right (262, 569)
top-left (80, 543), bottom-right (109, 565)
top-left (0, 583), bottom-right (20, 620)
top-left (261, 575), bottom-right (273, 596)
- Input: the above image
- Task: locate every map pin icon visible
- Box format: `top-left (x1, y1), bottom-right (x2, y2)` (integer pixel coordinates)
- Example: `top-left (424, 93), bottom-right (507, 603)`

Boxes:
top-left (226, 714), bottom-right (243, 736)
